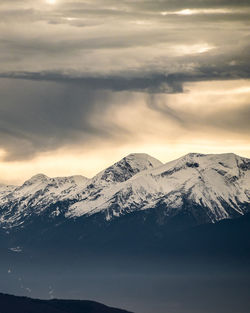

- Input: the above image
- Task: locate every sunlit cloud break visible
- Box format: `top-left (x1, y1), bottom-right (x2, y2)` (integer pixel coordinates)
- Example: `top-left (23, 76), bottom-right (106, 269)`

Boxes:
top-left (161, 8), bottom-right (245, 16)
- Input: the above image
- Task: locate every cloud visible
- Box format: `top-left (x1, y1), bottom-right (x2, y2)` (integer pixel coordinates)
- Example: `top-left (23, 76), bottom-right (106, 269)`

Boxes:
top-left (0, 0), bottom-right (249, 164)
top-left (144, 80), bottom-right (250, 136)
top-left (0, 78), bottom-right (131, 161)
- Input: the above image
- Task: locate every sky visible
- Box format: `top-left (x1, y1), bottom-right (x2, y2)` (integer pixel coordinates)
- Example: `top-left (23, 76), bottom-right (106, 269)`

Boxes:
top-left (0, 0), bottom-right (250, 185)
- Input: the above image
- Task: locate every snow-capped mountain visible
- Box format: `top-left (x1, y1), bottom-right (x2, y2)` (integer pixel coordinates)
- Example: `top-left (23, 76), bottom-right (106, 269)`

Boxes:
top-left (0, 153), bottom-right (249, 229)
top-left (0, 174), bottom-right (89, 227)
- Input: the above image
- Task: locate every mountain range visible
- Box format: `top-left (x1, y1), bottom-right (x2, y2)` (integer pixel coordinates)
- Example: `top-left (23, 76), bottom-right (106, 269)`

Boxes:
top-left (0, 152), bottom-right (249, 230)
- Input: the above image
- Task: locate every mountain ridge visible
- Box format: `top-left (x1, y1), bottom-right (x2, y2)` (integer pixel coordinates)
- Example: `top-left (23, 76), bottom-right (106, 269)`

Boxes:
top-left (0, 293), bottom-right (133, 313)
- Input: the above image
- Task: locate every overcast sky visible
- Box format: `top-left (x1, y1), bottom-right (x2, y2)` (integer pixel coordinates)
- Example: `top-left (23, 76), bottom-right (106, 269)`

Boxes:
top-left (0, 0), bottom-right (250, 184)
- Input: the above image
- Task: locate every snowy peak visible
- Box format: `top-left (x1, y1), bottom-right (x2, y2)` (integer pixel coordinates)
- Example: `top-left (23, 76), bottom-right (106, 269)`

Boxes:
top-left (23, 173), bottom-right (49, 186)
top-left (49, 175), bottom-right (88, 186)
top-left (95, 153), bottom-right (163, 184)
top-left (0, 173), bottom-right (89, 227)
top-left (127, 153), bottom-right (250, 221)
top-left (150, 152), bottom-right (250, 195)
top-left (17, 174), bottom-right (88, 191)
top-left (125, 153), bottom-right (163, 169)
top-left (17, 174), bottom-right (88, 198)
top-left (152, 152), bottom-right (248, 176)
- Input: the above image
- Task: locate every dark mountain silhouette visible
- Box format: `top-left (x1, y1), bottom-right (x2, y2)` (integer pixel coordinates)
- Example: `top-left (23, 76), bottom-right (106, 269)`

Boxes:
top-left (0, 293), bottom-right (133, 313)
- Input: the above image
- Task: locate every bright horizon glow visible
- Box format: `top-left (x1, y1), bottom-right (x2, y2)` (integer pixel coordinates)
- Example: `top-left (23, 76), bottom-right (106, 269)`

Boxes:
top-left (0, 141), bottom-right (249, 186)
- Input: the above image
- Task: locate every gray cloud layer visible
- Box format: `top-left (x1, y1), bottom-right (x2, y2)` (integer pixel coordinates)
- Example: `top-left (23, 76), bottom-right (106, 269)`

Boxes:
top-left (0, 0), bottom-right (250, 160)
